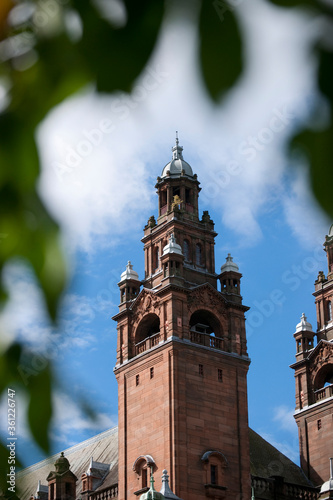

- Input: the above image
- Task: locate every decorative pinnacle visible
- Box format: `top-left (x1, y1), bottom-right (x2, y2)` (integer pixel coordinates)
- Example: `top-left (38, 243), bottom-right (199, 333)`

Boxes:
top-left (172, 132), bottom-right (183, 160)
top-left (149, 465), bottom-right (156, 491)
top-left (330, 457), bottom-right (333, 480)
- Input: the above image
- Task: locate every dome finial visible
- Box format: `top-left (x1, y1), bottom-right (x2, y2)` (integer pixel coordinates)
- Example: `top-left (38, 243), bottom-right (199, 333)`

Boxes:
top-left (176, 130), bottom-right (179, 147)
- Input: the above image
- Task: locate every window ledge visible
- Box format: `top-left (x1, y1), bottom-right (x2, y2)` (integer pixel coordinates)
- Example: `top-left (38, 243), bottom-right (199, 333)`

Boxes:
top-left (204, 484), bottom-right (227, 498)
top-left (134, 487), bottom-right (149, 496)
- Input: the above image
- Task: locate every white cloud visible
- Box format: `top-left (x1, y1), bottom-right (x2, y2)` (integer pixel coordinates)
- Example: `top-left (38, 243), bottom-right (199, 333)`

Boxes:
top-left (49, 391), bottom-right (116, 445)
top-left (0, 389), bottom-right (116, 452)
top-left (282, 165), bottom-right (330, 248)
top-left (0, 262), bottom-right (108, 355)
top-left (272, 405), bottom-right (296, 432)
top-left (35, 0), bottom-right (328, 253)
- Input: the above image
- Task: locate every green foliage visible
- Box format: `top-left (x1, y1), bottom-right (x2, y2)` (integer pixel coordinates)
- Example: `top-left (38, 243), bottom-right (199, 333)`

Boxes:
top-left (72, 0), bottom-right (165, 93)
top-left (199, 0), bottom-right (243, 101)
top-left (27, 364), bottom-right (53, 453)
top-left (0, 0), bottom-right (332, 488)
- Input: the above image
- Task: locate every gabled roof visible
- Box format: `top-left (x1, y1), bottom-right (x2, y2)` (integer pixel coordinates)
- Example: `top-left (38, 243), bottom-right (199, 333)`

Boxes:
top-left (249, 428), bottom-right (312, 486)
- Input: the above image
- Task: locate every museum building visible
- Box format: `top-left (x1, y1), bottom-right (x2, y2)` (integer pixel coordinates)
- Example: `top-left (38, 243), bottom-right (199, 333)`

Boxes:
top-left (15, 138), bottom-right (333, 500)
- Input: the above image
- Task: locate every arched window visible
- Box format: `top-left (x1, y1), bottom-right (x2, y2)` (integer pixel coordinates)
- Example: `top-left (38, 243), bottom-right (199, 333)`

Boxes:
top-left (201, 451), bottom-right (228, 490)
top-left (153, 246), bottom-right (159, 271)
top-left (133, 455), bottom-right (155, 494)
top-left (183, 239), bottom-right (190, 261)
top-left (196, 243), bottom-right (202, 266)
top-left (135, 314), bottom-right (160, 356)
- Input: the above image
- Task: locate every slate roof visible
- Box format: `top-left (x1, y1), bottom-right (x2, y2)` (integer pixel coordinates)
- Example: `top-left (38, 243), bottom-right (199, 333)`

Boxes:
top-left (249, 428), bottom-right (312, 487)
top-left (17, 426), bottom-right (312, 500)
top-left (16, 427), bottom-right (118, 500)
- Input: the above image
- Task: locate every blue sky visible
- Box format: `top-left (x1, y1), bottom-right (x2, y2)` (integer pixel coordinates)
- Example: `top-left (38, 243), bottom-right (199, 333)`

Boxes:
top-left (0, 0), bottom-right (330, 470)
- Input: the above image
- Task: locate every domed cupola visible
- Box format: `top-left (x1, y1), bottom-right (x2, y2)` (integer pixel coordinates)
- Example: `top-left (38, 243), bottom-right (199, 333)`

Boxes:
top-left (54, 452), bottom-right (70, 474)
top-left (156, 134), bottom-right (201, 222)
top-left (295, 313), bottom-right (313, 333)
top-left (118, 261), bottom-right (141, 309)
top-left (161, 133), bottom-right (194, 179)
top-left (162, 234), bottom-right (183, 256)
top-left (294, 313), bottom-right (315, 361)
top-left (220, 254), bottom-right (239, 274)
top-left (160, 234), bottom-right (184, 284)
top-left (219, 254), bottom-right (242, 299)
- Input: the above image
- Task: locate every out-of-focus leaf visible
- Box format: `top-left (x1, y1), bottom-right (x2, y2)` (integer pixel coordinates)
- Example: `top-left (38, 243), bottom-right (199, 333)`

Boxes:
top-left (318, 47), bottom-right (333, 104)
top-left (27, 363), bottom-right (52, 453)
top-left (267, 0), bottom-right (314, 6)
top-left (199, 0), bottom-right (243, 102)
top-left (0, 115), bottom-right (66, 320)
top-left (0, 343), bottom-right (22, 395)
top-left (291, 124), bottom-right (333, 218)
top-left (72, 0), bottom-right (165, 92)
top-left (0, 0), bottom-right (14, 41)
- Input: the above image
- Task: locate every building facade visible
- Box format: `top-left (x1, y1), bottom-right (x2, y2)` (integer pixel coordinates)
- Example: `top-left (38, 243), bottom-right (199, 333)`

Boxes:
top-left (14, 138), bottom-right (333, 500)
top-left (291, 225), bottom-right (333, 486)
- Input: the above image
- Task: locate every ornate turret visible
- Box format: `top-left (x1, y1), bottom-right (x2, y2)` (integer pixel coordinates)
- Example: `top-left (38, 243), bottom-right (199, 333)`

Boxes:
top-left (294, 313), bottom-right (315, 361)
top-left (113, 137), bottom-right (250, 500)
top-left (219, 254), bottom-right (242, 303)
top-left (46, 453), bottom-right (77, 500)
top-left (118, 261), bottom-right (141, 311)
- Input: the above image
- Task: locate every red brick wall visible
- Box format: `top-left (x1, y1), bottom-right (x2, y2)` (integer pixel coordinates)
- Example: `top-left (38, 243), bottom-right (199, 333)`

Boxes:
top-left (116, 341), bottom-right (250, 500)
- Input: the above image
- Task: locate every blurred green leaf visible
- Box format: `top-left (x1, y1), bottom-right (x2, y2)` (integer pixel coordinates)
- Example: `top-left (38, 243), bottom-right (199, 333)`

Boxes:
top-left (292, 123), bottom-right (333, 218)
top-left (199, 0), bottom-right (243, 102)
top-left (0, 343), bottom-right (22, 395)
top-left (318, 47), bottom-right (333, 104)
top-left (267, 0), bottom-right (314, 6)
top-left (27, 363), bottom-right (53, 453)
top-left (73, 0), bottom-right (165, 92)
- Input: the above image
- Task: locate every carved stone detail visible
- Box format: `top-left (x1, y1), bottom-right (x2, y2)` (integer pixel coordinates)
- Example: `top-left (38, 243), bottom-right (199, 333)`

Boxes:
top-left (130, 289), bottom-right (161, 327)
top-left (310, 342), bottom-right (333, 375)
top-left (188, 286), bottom-right (227, 316)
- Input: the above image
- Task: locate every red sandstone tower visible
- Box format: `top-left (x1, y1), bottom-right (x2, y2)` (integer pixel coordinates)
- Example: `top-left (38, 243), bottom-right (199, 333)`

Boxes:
top-left (113, 137), bottom-right (251, 500)
top-left (291, 225), bottom-right (333, 486)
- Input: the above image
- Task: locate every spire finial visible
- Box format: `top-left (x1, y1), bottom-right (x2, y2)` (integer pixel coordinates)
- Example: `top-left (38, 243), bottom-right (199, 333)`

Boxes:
top-left (172, 132), bottom-right (183, 160)
top-left (330, 457), bottom-right (333, 480)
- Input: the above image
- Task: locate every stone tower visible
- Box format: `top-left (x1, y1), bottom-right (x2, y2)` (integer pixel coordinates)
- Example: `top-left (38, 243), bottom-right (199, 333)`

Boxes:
top-left (291, 225), bottom-right (333, 486)
top-left (113, 137), bottom-right (251, 500)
